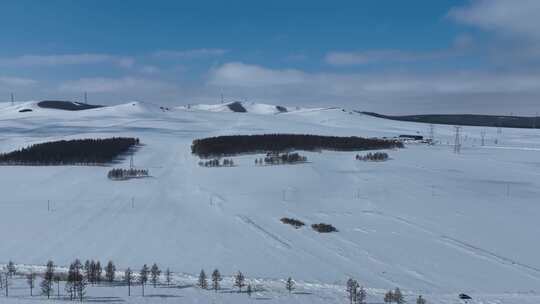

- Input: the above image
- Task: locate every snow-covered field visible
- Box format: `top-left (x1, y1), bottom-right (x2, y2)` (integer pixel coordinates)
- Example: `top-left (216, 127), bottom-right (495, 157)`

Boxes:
top-left (1, 101), bottom-right (539, 303)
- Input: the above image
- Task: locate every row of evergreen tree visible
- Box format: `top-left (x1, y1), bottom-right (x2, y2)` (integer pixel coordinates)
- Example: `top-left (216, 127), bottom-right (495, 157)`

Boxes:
top-left (355, 152), bottom-right (389, 161)
top-left (0, 137), bottom-right (139, 165)
top-left (198, 158), bottom-right (235, 167)
top-left (107, 168), bottom-right (149, 180)
top-left (192, 134), bottom-right (403, 158)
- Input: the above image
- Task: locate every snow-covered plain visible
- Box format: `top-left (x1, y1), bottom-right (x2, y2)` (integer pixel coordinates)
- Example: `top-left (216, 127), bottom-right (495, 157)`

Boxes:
top-left (1, 101), bottom-right (539, 303)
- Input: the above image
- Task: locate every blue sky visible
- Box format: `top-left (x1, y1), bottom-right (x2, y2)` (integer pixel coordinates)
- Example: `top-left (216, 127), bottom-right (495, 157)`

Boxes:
top-left (1, 0), bottom-right (540, 114)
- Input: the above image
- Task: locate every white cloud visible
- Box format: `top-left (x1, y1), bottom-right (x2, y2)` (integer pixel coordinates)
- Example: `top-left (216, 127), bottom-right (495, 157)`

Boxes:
top-left (449, 0), bottom-right (540, 39)
top-left (0, 76), bottom-right (37, 86)
top-left (0, 54), bottom-right (135, 68)
top-left (58, 77), bottom-right (171, 93)
top-left (206, 62), bottom-right (540, 114)
top-left (209, 62), bottom-right (306, 87)
top-left (325, 46), bottom-right (468, 66)
top-left (153, 48), bottom-right (228, 59)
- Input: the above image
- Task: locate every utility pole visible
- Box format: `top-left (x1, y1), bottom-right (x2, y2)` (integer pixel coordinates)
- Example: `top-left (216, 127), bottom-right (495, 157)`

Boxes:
top-left (453, 126), bottom-right (462, 154)
top-left (47, 200), bottom-right (50, 212)
top-left (130, 153), bottom-right (134, 169)
top-left (84, 91), bottom-right (88, 104)
top-left (220, 93), bottom-right (224, 104)
top-left (480, 130), bottom-right (486, 146)
top-left (429, 124), bottom-right (435, 145)
top-left (131, 197), bottom-right (134, 209)
top-left (10, 93), bottom-right (14, 106)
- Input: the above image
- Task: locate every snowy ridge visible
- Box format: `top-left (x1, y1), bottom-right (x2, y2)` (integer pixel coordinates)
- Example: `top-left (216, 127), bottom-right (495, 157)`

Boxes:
top-left (1, 101), bottom-right (540, 303)
top-left (179, 101), bottom-right (305, 114)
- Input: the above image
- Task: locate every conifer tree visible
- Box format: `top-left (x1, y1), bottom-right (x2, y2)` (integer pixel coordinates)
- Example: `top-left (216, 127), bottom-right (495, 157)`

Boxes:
top-left (285, 277), bottom-right (295, 294)
top-left (198, 269), bottom-right (208, 289)
top-left (95, 261), bottom-right (102, 284)
top-left (41, 260), bottom-right (55, 299)
top-left (246, 284), bottom-right (252, 297)
top-left (105, 261), bottom-right (116, 283)
top-left (6, 261), bottom-right (15, 277)
top-left (211, 269), bottom-right (222, 292)
top-left (394, 288), bottom-right (405, 304)
top-left (416, 295), bottom-right (426, 304)
top-left (384, 290), bottom-right (394, 304)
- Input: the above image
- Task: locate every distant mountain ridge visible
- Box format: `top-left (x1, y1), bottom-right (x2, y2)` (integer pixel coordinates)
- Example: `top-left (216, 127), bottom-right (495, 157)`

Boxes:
top-left (361, 111), bottom-right (540, 129)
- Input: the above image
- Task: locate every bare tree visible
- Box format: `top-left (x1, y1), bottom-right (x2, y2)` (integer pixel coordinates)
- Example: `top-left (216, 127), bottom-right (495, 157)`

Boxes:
top-left (165, 268), bottom-right (172, 286)
top-left (357, 286), bottom-right (367, 304)
top-left (53, 275), bottom-right (61, 298)
top-left (139, 264), bottom-right (149, 296)
top-left (198, 269), bottom-right (208, 289)
top-left (26, 272), bottom-right (36, 296)
top-left (124, 268), bottom-right (133, 296)
top-left (150, 263), bottom-right (161, 287)
top-left (211, 269), bottom-right (222, 292)
top-left (234, 271), bottom-right (245, 292)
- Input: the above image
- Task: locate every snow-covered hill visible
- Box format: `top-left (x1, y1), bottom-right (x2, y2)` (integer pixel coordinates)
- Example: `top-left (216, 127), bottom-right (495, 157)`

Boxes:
top-left (1, 100), bottom-right (539, 302)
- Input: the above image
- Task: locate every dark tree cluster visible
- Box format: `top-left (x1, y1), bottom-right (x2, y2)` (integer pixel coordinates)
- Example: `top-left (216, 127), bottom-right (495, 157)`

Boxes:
top-left (355, 152), bottom-right (389, 161)
top-left (65, 259), bottom-right (86, 301)
top-left (347, 278), bottom-right (367, 304)
top-left (311, 223), bottom-right (338, 233)
top-left (227, 101), bottom-right (247, 113)
top-left (198, 158), bottom-right (235, 167)
top-left (37, 100), bottom-right (103, 111)
top-left (384, 288), bottom-right (405, 304)
top-left (280, 217), bottom-right (305, 228)
top-left (84, 260), bottom-right (102, 285)
top-left (0, 137), bottom-right (139, 165)
top-left (107, 168), bottom-right (149, 180)
top-left (192, 134), bottom-right (403, 158)
top-left (256, 152), bottom-right (307, 165)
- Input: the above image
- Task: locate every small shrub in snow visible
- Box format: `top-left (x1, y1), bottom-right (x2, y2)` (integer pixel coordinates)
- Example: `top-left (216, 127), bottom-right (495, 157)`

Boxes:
top-left (311, 223), bottom-right (338, 233)
top-left (280, 217), bottom-right (305, 228)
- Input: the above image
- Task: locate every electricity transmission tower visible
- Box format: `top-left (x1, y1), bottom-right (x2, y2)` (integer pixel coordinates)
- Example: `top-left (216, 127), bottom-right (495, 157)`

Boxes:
top-left (453, 126), bottom-right (462, 154)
